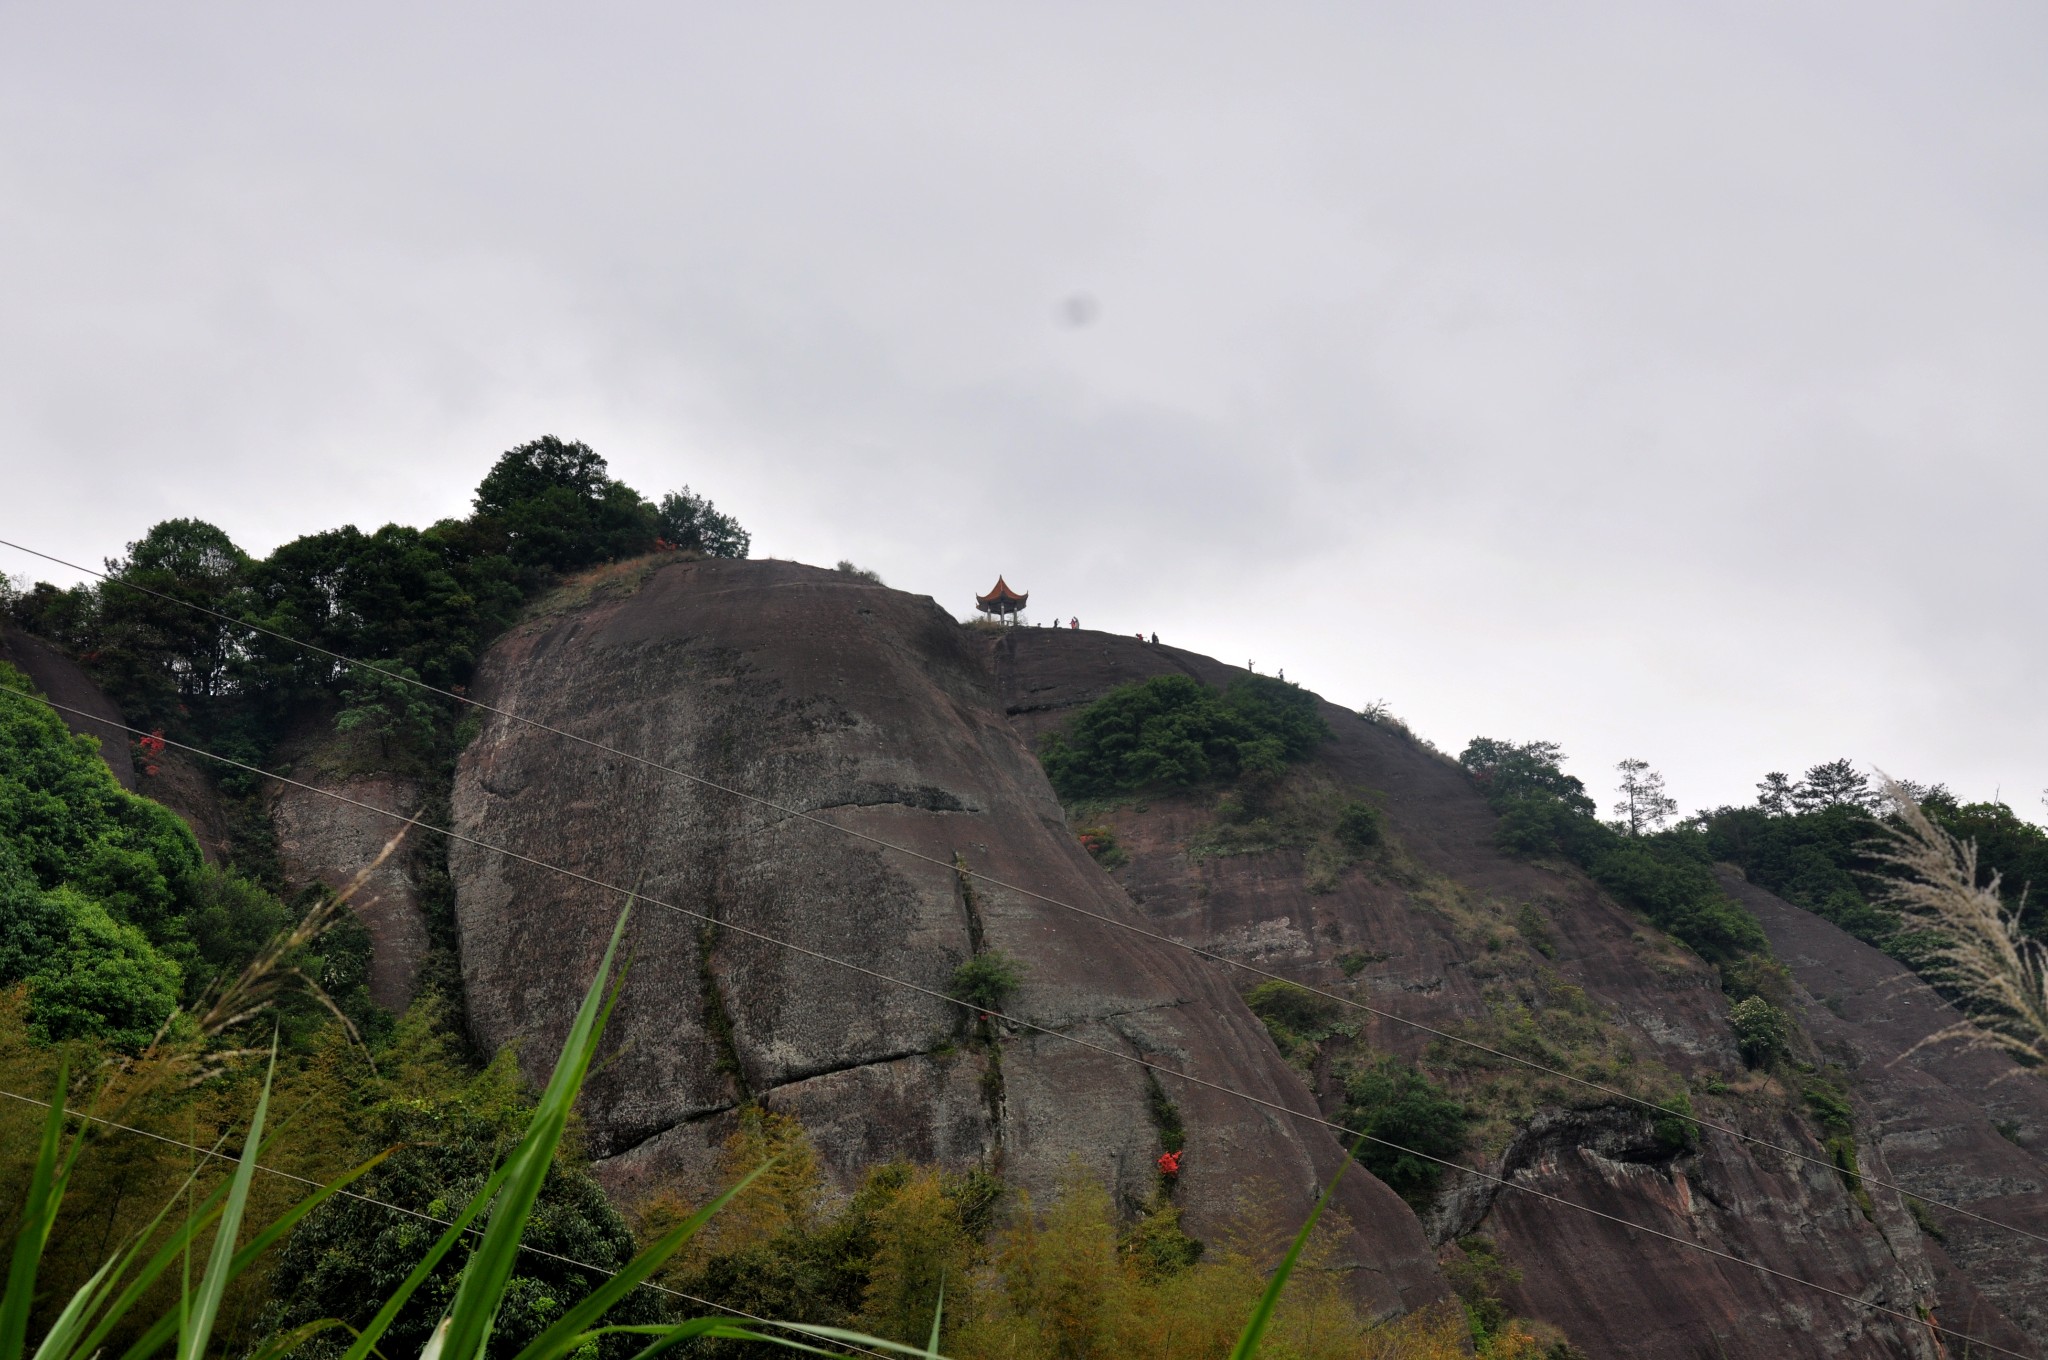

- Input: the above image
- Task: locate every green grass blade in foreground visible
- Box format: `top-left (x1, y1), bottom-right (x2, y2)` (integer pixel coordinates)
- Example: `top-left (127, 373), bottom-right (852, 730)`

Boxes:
top-left (177, 1033), bottom-right (282, 1360)
top-left (1228, 1136), bottom-right (1366, 1360)
top-left (506, 1162), bottom-right (770, 1360)
top-left (437, 904), bottom-right (633, 1360)
top-left (36, 1159), bottom-right (219, 1360)
top-left (243, 1318), bottom-right (358, 1360)
top-left (606, 1319), bottom-right (850, 1360)
top-left (336, 1158), bottom-right (518, 1360)
top-left (93, 1163), bottom-right (245, 1360)
top-left (2, 1063), bottom-right (75, 1360)
top-left (924, 1281), bottom-right (943, 1359)
top-left (66, 1143), bottom-right (390, 1360)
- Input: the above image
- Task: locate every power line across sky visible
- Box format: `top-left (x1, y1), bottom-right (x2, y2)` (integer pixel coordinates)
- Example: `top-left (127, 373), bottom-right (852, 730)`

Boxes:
top-left (0, 684), bottom-right (2023, 1360)
top-left (0, 536), bottom-right (2039, 1253)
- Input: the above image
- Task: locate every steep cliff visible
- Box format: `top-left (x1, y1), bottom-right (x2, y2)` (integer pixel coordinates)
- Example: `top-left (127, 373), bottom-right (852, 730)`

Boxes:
top-left (991, 628), bottom-right (2041, 1359)
top-left (449, 559), bottom-right (1447, 1317)
top-left (1724, 870), bottom-right (2048, 1355)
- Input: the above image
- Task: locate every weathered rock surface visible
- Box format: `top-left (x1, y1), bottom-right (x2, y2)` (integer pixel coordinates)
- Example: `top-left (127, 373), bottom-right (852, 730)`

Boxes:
top-left (992, 628), bottom-right (2031, 1359)
top-left (270, 774), bottom-right (428, 1010)
top-left (1724, 869), bottom-right (2048, 1356)
top-left (450, 559), bottom-right (1447, 1316)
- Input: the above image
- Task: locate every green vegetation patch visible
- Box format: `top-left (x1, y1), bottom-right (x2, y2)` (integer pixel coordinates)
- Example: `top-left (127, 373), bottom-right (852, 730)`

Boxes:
top-left (1460, 738), bottom-right (1769, 966)
top-left (1337, 1055), bottom-right (1473, 1208)
top-left (1242, 979), bottom-right (1356, 1068)
top-left (947, 951), bottom-right (1024, 1012)
top-left (1186, 773), bottom-right (1387, 895)
top-left (0, 662), bottom-right (297, 1045)
top-left (1039, 673), bottom-right (1328, 802)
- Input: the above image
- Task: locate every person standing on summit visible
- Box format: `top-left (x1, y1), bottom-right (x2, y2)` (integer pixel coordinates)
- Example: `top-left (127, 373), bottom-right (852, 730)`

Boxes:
top-left (1070, 616), bottom-right (1079, 629)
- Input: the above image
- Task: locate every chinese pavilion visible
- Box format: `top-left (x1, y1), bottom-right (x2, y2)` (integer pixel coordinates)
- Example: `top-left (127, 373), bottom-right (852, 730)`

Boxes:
top-left (975, 576), bottom-right (1028, 624)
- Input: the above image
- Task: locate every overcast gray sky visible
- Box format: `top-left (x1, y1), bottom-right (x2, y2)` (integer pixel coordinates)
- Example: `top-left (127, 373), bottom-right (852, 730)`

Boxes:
top-left (3, 3), bottom-right (2044, 818)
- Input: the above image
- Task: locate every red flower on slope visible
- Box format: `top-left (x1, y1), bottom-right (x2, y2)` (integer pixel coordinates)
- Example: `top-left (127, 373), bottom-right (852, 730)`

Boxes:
top-left (1157, 1150), bottom-right (1182, 1176)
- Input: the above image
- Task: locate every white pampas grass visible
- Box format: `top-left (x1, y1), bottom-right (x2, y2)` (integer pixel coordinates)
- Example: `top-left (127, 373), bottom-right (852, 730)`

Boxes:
top-left (1872, 777), bottom-right (2048, 1071)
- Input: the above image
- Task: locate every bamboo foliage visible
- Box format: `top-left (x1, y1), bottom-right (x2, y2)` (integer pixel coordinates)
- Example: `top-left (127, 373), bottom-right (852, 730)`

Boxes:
top-left (1872, 778), bottom-right (2048, 1070)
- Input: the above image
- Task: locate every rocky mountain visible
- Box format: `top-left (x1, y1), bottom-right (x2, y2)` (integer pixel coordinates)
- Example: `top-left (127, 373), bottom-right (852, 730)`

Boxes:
top-left (17, 561), bottom-right (2043, 1358)
top-left (446, 559), bottom-right (1445, 1319)
top-left (994, 627), bottom-right (2047, 1358)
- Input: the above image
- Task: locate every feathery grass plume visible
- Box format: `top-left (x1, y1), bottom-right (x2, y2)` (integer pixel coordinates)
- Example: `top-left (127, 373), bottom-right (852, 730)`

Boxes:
top-left (1871, 777), bottom-right (2048, 1070)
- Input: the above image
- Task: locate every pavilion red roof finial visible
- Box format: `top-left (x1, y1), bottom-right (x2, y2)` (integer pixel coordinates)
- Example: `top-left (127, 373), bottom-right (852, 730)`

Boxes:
top-left (975, 575), bottom-right (1028, 622)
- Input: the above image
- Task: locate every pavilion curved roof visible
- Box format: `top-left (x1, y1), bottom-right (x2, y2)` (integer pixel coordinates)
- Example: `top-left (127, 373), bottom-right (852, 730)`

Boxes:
top-left (976, 575), bottom-right (1028, 607)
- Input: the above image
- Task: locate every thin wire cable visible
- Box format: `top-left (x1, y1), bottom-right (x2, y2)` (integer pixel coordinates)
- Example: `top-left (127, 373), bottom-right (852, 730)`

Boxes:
top-left (3, 538), bottom-right (2037, 1253)
top-left (0, 690), bottom-right (2015, 1359)
top-left (0, 1086), bottom-right (892, 1360)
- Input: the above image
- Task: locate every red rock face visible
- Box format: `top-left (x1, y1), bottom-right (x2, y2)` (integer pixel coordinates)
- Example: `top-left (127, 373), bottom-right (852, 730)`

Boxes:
top-left (992, 628), bottom-right (2040, 1359)
top-left (448, 559), bottom-right (1446, 1318)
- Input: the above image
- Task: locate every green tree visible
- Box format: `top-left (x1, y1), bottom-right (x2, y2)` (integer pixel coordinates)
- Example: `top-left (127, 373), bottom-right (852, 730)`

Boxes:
top-left (858, 1168), bottom-right (973, 1346)
top-left (1337, 1058), bottom-right (1471, 1208)
top-left (92, 518), bottom-right (252, 719)
top-left (1729, 996), bottom-right (1790, 1067)
top-left (658, 488), bottom-right (752, 558)
top-left (334, 662), bottom-right (442, 761)
top-left (1460, 738), bottom-right (1595, 815)
top-left (1790, 759), bottom-right (1877, 813)
top-left (1, 661), bottom-right (289, 1014)
top-left (472, 436), bottom-right (657, 576)
top-left (1611, 758), bottom-right (1677, 836)
top-left (1464, 735), bottom-right (1770, 967)
top-left (263, 1012), bottom-right (654, 1359)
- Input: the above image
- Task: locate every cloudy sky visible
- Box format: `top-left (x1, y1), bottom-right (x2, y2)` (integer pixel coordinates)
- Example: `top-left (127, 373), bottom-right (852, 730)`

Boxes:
top-left (3, 3), bottom-right (2043, 817)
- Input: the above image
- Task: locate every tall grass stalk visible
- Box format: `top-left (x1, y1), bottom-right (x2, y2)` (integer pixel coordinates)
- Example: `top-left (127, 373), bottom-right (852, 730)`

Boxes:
top-left (1873, 778), bottom-right (2048, 1070)
top-left (3, 899), bottom-right (945, 1360)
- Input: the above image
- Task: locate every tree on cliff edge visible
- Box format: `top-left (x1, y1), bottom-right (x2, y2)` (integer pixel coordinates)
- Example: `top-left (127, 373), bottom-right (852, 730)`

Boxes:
top-left (472, 435), bottom-right (658, 575)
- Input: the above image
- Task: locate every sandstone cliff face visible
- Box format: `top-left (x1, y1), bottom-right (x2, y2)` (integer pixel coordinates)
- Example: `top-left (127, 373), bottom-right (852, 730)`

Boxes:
top-left (268, 774), bottom-right (429, 1011)
top-left (992, 630), bottom-right (2036, 1360)
top-left (449, 560), bottom-right (1447, 1317)
top-left (1724, 870), bottom-right (2048, 1356)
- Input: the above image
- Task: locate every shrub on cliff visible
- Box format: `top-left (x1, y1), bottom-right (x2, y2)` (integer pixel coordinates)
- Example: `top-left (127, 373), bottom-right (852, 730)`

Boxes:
top-left (1039, 673), bottom-right (1329, 801)
top-left (1337, 1057), bottom-right (1472, 1208)
top-left (1729, 996), bottom-right (1791, 1067)
top-left (947, 951), bottom-right (1024, 1011)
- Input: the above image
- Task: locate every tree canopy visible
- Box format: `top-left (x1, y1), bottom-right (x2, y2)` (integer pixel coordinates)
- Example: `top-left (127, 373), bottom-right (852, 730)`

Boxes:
top-left (1039, 674), bottom-right (1330, 801)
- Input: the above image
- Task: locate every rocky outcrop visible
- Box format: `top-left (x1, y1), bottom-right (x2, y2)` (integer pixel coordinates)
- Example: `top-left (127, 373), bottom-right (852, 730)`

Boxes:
top-left (270, 774), bottom-right (428, 1010)
top-left (440, 564), bottom-right (2041, 1354)
top-left (1724, 870), bottom-right (2048, 1356)
top-left (450, 559), bottom-right (1448, 1318)
top-left (991, 628), bottom-right (2028, 1359)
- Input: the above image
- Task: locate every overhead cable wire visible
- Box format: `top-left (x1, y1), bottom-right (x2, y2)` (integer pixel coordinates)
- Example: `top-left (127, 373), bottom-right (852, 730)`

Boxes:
top-left (2, 537), bottom-right (2038, 1252)
top-left (0, 688), bottom-right (2018, 1360)
top-left (0, 1087), bottom-right (893, 1360)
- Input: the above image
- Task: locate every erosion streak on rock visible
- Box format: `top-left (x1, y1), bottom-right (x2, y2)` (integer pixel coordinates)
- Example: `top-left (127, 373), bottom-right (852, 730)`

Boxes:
top-left (449, 558), bottom-right (1446, 1317)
